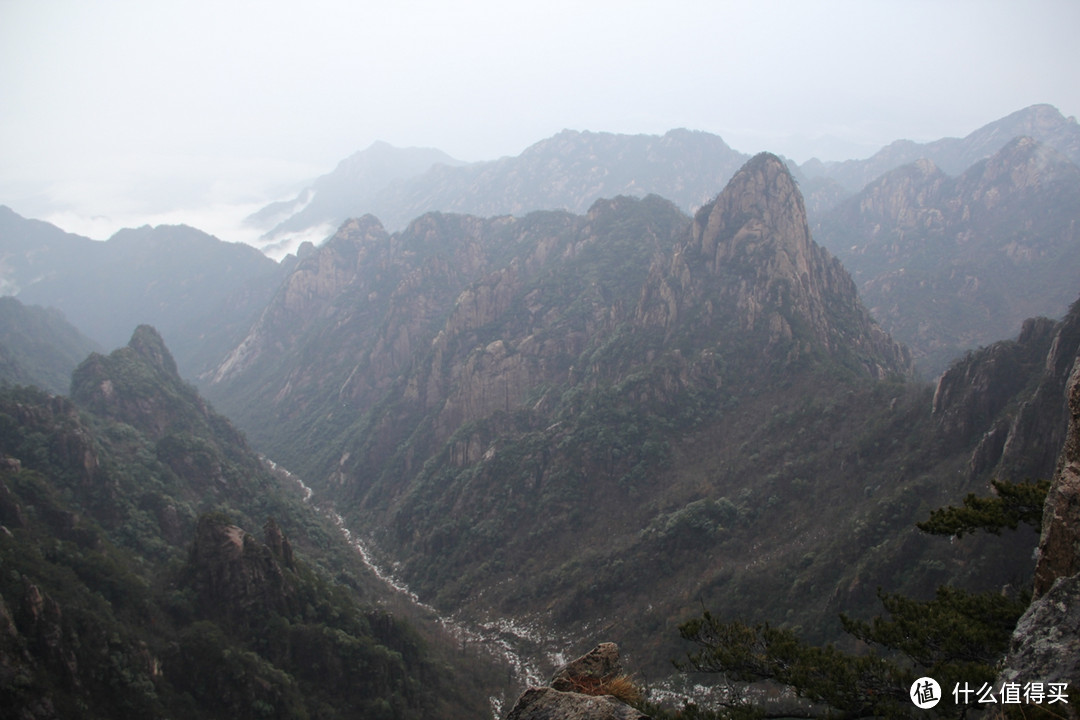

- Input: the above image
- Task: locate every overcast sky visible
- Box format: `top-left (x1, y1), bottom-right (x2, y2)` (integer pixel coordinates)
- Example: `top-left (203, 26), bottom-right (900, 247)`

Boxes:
top-left (2, 0), bottom-right (1078, 247)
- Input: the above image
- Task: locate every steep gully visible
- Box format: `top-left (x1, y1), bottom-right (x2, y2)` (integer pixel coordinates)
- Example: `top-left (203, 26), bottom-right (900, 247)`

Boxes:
top-left (261, 457), bottom-right (573, 716)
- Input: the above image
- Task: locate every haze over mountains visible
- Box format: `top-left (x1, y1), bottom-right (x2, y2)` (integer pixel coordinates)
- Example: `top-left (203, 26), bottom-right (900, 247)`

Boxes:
top-left (252, 104), bottom-right (1080, 251)
top-left (4, 104), bottom-right (1078, 380)
top-left (2, 103), bottom-right (1080, 717)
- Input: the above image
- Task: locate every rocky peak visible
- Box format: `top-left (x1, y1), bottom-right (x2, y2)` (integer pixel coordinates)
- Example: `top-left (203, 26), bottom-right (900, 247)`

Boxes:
top-left (71, 326), bottom-right (227, 444)
top-left (280, 215), bottom-right (390, 316)
top-left (852, 158), bottom-right (949, 231)
top-left (127, 324), bottom-right (180, 379)
top-left (692, 152), bottom-right (811, 277)
top-left (683, 153), bottom-right (912, 377)
top-left (957, 135), bottom-right (1080, 208)
top-left (964, 104), bottom-right (1080, 167)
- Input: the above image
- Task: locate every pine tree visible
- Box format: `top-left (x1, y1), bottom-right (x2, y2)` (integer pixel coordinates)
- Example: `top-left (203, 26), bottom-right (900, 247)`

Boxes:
top-left (674, 479), bottom-right (1047, 720)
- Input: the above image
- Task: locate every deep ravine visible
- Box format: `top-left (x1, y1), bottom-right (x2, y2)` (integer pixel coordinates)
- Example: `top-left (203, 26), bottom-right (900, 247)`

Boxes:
top-left (262, 457), bottom-right (572, 717)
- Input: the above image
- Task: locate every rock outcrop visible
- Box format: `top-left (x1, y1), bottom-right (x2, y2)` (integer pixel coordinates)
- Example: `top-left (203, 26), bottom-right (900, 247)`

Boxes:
top-left (1033, 357), bottom-right (1080, 597)
top-left (184, 515), bottom-right (296, 626)
top-left (999, 573), bottom-right (1080, 703)
top-left (998, 327), bottom-right (1080, 709)
top-left (505, 643), bottom-right (648, 720)
top-left (72, 325), bottom-right (208, 441)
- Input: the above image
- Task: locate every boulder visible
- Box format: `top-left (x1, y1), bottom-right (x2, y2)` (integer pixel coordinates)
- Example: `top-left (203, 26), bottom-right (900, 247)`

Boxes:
top-left (507, 687), bottom-right (648, 720)
top-left (551, 642), bottom-right (622, 692)
top-left (505, 643), bottom-right (649, 720)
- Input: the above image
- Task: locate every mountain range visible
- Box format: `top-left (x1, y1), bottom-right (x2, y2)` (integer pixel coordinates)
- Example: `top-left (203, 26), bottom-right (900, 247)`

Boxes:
top-left (2, 104), bottom-right (1079, 716)
top-left (4, 104), bottom-right (1079, 379)
top-left (814, 134), bottom-right (1080, 375)
top-left (238, 103), bottom-right (1080, 376)
top-left (201, 151), bottom-right (1072, 682)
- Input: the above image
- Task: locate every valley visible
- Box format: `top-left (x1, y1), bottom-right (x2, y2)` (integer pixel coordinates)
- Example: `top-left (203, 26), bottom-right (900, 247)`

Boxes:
top-left (1, 104), bottom-right (1079, 718)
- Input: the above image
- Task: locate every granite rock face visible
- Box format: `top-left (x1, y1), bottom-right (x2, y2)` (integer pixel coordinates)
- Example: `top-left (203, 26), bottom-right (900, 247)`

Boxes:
top-left (998, 334), bottom-right (1080, 711)
top-left (1000, 573), bottom-right (1080, 693)
top-left (1033, 356), bottom-right (1080, 597)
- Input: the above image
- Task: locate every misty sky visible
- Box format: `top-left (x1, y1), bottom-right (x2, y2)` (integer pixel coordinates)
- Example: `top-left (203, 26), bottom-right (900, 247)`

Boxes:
top-left (2, 0), bottom-right (1078, 248)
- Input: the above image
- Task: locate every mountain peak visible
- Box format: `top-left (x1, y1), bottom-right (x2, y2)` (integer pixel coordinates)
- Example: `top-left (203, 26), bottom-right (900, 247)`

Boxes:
top-left (71, 327), bottom-right (224, 441)
top-left (128, 324), bottom-right (179, 378)
top-left (687, 152), bottom-right (912, 377)
top-left (692, 152), bottom-right (809, 274)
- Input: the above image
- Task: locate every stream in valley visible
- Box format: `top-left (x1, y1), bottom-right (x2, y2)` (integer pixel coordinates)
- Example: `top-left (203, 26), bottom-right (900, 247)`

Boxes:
top-left (263, 458), bottom-right (571, 717)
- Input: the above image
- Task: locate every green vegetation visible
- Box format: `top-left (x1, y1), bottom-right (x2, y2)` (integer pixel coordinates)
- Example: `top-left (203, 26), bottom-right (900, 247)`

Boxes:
top-left (669, 479), bottom-right (1048, 719)
top-left (0, 327), bottom-right (494, 718)
top-left (917, 479), bottom-right (1050, 537)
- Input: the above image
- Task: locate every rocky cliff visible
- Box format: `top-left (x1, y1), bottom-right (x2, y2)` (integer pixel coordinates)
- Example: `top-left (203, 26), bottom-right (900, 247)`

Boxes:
top-left (1033, 351), bottom-right (1080, 597)
top-left (677, 153), bottom-right (911, 377)
top-left (930, 295), bottom-right (1080, 488)
top-left (997, 311), bottom-right (1080, 710)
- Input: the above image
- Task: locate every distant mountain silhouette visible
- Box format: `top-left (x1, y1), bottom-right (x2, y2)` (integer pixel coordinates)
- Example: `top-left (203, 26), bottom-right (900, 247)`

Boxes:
top-left (800, 104), bottom-right (1080, 193)
top-left (253, 129), bottom-right (751, 250)
top-left (1, 207), bottom-right (286, 376)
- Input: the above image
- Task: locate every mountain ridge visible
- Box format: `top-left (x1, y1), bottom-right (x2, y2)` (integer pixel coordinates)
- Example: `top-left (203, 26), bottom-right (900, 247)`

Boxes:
top-left (1, 209), bottom-right (287, 378)
top-left (253, 104), bottom-right (1080, 258)
top-left (201, 154), bottom-right (1014, 683)
top-left (802, 103), bottom-right (1080, 191)
top-left (815, 135), bottom-right (1080, 375)
top-left (254, 128), bottom-right (751, 252)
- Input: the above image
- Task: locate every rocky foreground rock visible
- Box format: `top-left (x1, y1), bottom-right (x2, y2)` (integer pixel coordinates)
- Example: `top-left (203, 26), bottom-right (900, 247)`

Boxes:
top-left (505, 643), bottom-right (649, 720)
